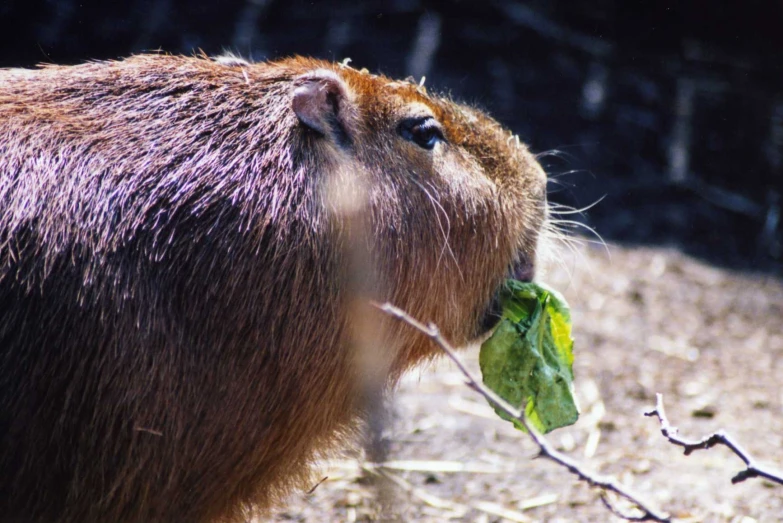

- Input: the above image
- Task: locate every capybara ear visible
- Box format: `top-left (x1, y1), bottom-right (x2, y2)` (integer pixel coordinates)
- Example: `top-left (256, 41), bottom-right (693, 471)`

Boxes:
top-left (292, 69), bottom-right (353, 142)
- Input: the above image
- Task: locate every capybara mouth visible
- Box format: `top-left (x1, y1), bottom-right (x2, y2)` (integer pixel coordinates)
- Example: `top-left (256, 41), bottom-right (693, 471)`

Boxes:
top-left (478, 256), bottom-right (535, 333)
top-left (510, 256), bottom-right (535, 283)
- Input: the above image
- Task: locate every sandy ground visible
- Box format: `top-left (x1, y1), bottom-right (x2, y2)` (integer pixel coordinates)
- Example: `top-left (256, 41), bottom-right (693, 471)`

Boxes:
top-left (273, 242), bottom-right (783, 522)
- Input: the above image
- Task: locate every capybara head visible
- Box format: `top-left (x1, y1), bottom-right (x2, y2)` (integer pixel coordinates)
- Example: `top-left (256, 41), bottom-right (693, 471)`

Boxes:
top-left (0, 54), bottom-right (547, 522)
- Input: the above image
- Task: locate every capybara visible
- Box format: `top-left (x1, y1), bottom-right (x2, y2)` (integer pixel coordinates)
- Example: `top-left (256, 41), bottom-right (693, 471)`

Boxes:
top-left (0, 54), bottom-right (547, 522)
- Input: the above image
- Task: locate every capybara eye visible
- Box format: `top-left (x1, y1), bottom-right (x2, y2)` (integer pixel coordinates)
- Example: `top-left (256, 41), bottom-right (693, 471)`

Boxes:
top-left (398, 117), bottom-right (444, 150)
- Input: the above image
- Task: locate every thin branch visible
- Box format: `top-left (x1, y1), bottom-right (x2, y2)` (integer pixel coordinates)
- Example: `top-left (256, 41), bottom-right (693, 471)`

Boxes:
top-left (644, 393), bottom-right (783, 486)
top-left (306, 476), bottom-right (329, 494)
top-left (375, 302), bottom-right (671, 523)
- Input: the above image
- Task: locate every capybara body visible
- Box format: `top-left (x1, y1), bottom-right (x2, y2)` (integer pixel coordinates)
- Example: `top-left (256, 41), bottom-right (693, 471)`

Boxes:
top-left (0, 54), bottom-right (546, 522)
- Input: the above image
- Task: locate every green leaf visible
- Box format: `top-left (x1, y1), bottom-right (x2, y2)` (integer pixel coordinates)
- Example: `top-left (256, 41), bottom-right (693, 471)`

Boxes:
top-left (479, 280), bottom-right (579, 433)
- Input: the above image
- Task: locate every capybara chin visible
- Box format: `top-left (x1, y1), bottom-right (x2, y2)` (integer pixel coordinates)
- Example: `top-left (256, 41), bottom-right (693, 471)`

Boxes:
top-left (0, 54), bottom-right (547, 522)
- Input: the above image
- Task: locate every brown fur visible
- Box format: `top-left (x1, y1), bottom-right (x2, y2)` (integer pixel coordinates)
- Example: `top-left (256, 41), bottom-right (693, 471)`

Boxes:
top-left (0, 54), bottom-right (546, 522)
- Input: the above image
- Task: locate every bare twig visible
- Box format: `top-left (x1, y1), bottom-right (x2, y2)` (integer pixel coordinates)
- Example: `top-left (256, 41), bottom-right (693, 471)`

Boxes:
top-left (376, 302), bottom-right (671, 523)
top-left (306, 476), bottom-right (329, 494)
top-left (645, 393), bottom-right (783, 486)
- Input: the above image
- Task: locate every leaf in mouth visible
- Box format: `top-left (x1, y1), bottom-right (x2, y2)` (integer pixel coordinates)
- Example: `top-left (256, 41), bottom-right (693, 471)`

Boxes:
top-left (479, 280), bottom-right (579, 433)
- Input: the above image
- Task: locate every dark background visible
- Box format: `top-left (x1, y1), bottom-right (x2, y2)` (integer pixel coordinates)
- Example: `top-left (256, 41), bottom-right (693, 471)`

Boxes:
top-left (2, 0), bottom-right (781, 274)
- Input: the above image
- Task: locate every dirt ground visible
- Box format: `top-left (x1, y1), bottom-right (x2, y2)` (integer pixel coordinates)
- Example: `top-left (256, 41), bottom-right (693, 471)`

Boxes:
top-left (272, 241), bottom-right (783, 522)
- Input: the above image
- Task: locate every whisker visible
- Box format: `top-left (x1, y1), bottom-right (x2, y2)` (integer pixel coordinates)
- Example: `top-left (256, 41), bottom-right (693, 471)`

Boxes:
top-left (548, 219), bottom-right (610, 260)
top-left (410, 178), bottom-right (464, 282)
top-left (534, 149), bottom-right (576, 162)
top-left (538, 223), bottom-right (577, 284)
top-left (546, 169), bottom-right (585, 181)
top-left (547, 195), bottom-right (606, 215)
